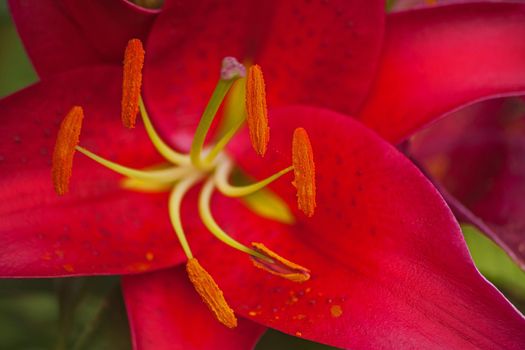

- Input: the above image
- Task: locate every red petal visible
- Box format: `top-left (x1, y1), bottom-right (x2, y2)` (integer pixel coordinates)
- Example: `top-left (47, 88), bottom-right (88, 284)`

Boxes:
top-left (411, 98), bottom-right (525, 269)
top-left (8, 0), bottom-right (158, 78)
top-left (143, 0), bottom-right (384, 134)
top-left (122, 267), bottom-right (265, 350)
top-left (0, 67), bottom-right (188, 277)
top-left (211, 106), bottom-right (524, 348)
top-left (359, 2), bottom-right (525, 143)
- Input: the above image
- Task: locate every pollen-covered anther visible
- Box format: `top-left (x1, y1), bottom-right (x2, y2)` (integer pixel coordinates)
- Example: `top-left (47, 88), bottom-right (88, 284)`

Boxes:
top-left (121, 38), bottom-right (145, 128)
top-left (292, 127), bottom-right (316, 217)
top-left (250, 242), bottom-right (310, 282)
top-left (52, 106), bottom-right (84, 195)
top-left (245, 64), bottom-right (270, 157)
top-left (186, 258), bottom-right (238, 328)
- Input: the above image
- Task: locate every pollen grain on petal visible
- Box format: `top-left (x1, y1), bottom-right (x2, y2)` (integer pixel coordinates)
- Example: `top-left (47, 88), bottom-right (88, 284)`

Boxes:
top-left (186, 258), bottom-right (237, 328)
top-left (121, 38), bottom-right (145, 128)
top-left (245, 64), bottom-right (270, 157)
top-left (52, 106), bottom-right (84, 195)
top-left (250, 242), bottom-right (310, 282)
top-left (292, 127), bottom-right (316, 217)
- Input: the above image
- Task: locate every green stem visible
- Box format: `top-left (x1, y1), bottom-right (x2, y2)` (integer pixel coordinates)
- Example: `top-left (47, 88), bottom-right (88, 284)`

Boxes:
top-left (54, 278), bottom-right (87, 350)
top-left (71, 287), bottom-right (119, 350)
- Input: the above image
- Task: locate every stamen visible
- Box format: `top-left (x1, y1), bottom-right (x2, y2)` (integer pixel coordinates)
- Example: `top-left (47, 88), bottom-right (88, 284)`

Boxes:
top-left (215, 157), bottom-right (293, 197)
top-left (199, 180), bottom-right (307, 282)
top-left (121, 177), bottom-right (172, 193)
top-left (198, 178), bottom-right (267, 259)
top-left (251, 242), bottom-right (310, 282)
top-left (186, 258), bottom-right (237, 328)
top-left (52, 106), bottom-right (84, 195)
top-left (190, 58), bottom-right (245, 168)
top-left (76, 146), bottom-right (192, 183)
top-left (169, 175), bottom-right (203, 259)
top-left (139, 96), bottom-right (190, 165)
top-left (292, 128), bottom-right (316, 217)
top-left (121, 38), bottom-right (145, 128)
top-left (245, 65), bottom-right (270, 157)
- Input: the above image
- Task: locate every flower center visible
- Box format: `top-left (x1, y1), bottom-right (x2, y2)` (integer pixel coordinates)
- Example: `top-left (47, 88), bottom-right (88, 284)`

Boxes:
top-left (51, 39), bottom-right (316, 328)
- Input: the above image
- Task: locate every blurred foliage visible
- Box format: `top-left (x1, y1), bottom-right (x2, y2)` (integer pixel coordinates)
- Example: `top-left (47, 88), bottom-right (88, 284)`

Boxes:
top-left (0, 0), bottom-right (523, 349)
top-left (0, 0), bottom-right (36, 97)
top-left (0, 276), bottom-right (131, 350)
top-left (463, 225), bottom-right (525, 311)
top-left (132, 0), bottom-right (164, 9)
top-left (256, 331), bottom-right (336, 350)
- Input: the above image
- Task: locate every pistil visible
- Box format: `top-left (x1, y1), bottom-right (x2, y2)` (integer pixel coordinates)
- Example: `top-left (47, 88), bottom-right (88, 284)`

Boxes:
top-left (190, 57), bottom-right (246, 169)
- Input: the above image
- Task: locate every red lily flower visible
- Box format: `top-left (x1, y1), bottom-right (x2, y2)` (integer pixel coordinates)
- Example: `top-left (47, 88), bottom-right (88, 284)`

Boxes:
top-left (2, 1), bottom-right (525, 349)
top-left (358, 2), bottom-right (525, 270)
top-left (410, 97), bottom-right (525, 270)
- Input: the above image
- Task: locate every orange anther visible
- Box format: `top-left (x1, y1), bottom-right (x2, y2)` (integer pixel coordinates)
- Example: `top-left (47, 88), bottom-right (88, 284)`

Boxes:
top-left (251, 242), bottom-right (310, 282)
top-left (121, 38), bottom-right (145, 128)
top-left (245, 64), bottom-right (270, 157)
top-left (186, 258), bottom-right (237, 328)
top-left (52, 106), bottom-right (84, 195)
top-left (292, 128), bottom-right (316, 217)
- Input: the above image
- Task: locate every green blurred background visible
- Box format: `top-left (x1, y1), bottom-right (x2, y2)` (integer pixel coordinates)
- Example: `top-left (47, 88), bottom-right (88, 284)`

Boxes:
top-left (0, 0), bottom-right (523, 349)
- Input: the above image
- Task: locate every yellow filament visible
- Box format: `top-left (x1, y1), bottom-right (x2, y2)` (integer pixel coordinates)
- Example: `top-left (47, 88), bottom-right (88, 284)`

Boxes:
top-left (76, 146), bottom-right (191, 183)
top-left (214, 157), bottom-right (293, 197)
top-left (139, 97), bottom-right (190, 165)
top-left (198, 178), bottom-right (267, 260)
top-left (169, 175), bottom-right (203, 259)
